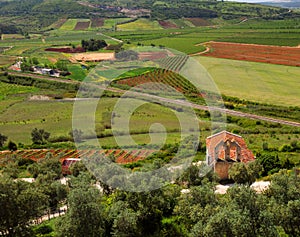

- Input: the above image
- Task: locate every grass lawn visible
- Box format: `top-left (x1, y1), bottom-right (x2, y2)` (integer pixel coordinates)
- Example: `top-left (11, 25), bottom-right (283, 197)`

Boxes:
top-left (118, 18), bottom-right (163, 31)
top-left (195, 56), bottom-right (300, 107)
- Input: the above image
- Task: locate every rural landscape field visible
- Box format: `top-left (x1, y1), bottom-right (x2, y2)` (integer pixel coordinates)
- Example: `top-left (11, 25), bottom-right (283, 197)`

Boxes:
top-left (0, 0), bottom-right (299, 236)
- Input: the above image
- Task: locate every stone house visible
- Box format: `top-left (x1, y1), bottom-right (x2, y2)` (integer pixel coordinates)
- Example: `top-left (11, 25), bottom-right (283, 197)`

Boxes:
top-left (206, 131), bottom-right (255, 180)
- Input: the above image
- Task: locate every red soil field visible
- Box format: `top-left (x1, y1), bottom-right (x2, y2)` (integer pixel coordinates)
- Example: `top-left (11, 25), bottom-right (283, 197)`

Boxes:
top-left (158, 20), bottom-right (177, 29)
top-left (0, 149), bottom-right (156, 164)
top-left (45, 47), bottom-right (86, 53)
top-left (186, 18), bottom-right (211, 26)
top-left (91, 18), bottom-right (104, 28)
top-left (203, 41), bottom-right (300, 67)
top-left (74, 21), bottom-right (90, 30)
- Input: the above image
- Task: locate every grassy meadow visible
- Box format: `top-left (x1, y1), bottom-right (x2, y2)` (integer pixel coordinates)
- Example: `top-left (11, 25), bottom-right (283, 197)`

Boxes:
top-left (196, 56), bottom-right (300, 107)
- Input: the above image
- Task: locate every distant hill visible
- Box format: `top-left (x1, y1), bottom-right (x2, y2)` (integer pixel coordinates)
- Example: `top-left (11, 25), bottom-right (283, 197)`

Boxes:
top-left (0, 0), bottom-right (295, 32)
top-left (258, 0), bottom-right (300, 8)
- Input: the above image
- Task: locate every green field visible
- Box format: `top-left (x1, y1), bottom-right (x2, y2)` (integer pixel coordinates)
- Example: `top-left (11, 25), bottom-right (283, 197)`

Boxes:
top-left (67, 64), bottom-right (88, 81)
top-left (0, 55), bottom-right (16, 66)
top-left (118, 18), bottom-right (163, 31)
top-left (0, 82), bottom-right (39, 100)
top-left (140, 36), bottom-right (207, 54)
top-left (59, 19), bottom-right (78, 31)
top-left (0, 96), bottom-right (182, 145)
top-left (103, 18), bottom-right (132, 28)
top-left (170, 18), bottom-right (194, 28)
top-left (196, 56), bottom-right (300, 107)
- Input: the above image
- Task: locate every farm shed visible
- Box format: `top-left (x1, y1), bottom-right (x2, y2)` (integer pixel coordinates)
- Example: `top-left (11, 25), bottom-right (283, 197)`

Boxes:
top-left (206, 131), bottom-right (255, 180)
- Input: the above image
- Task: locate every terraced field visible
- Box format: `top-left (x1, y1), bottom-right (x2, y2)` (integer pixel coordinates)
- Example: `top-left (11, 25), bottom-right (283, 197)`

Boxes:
top-left (0, 148), bottom-right (156, 164)
top-left (117, 18), bottom-right (162, 31)
top-left (59, 19), bottom-right (79, 31)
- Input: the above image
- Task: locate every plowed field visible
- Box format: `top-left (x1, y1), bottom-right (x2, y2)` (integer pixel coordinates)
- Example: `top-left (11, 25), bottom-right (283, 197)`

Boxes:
top-left (203, 41), bottom-right (300, 67)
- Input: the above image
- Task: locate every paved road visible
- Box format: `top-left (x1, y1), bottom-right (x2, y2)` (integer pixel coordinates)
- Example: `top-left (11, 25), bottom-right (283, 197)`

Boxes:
top-left (7, 71), bottom-right (300, 127)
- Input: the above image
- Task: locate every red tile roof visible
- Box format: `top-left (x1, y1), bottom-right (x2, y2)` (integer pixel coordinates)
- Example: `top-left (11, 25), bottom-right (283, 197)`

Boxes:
top-left (206, 131), bottom-right (255, 163)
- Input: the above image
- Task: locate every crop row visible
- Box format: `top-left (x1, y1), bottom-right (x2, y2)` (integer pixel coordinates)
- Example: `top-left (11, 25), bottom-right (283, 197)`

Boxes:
top-left (0, 149), bottom-right (156, 164)
top-left (157, 55), bottom-right (189, 72)
top-left (115, 69), bottom-right (200, 96)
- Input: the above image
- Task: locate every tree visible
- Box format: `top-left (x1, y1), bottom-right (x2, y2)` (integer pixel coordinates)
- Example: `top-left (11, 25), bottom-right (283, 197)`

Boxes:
top-left (8, 140), bottom-right (17, 151)
top-left (108, 201), bottom-right (140, 237)
top-left (69, 160), bottom-right (88, 177)
top-left (257, 153), bottom-right (281, 176)
top-left (228, 162), bottom-right (249, 184)
top-left (31, 128), bottom-right (50, 144)
top-left (56, 174), bottom-right (105, 237)
top-left (229, 161), bottom-right (263, 184)
top-left (177, 163), bottom-right (216, 187)
top-left (69, 129), bottom-right (83, 143)
top-left (0, 133), bottom-right (7, 147)
top-left (81, 39), bottom-right (107, 51)
top-left (0, 177), bottom-right (48, 236)
top-left (115, 50), bottom-right (138, 61)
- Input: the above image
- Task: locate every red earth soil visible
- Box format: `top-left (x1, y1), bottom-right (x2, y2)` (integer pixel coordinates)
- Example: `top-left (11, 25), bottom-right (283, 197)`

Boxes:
top-left (91, 18), bottom-right (104, 28)
top-left (74, 21), bottom-right (90, 30)
top-left (0, 149), bottom-right (155, 164)
top-left (45, 47), bottom-right (86, 53)
top-left (186, 18), bottom-right (211, 26)
top-left (203, 41), bottom-right (300, 67)
top-left (158, 20), bottom-right (178, 29)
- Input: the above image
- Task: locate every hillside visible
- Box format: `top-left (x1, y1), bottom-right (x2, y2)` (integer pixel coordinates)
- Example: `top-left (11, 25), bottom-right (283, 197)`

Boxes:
top-left (0, 0), bottom-right (294, 33)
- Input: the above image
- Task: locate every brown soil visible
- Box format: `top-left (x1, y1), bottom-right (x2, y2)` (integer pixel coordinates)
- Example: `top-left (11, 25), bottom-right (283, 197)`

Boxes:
top-left (203, 41), bottom-right (300, 67)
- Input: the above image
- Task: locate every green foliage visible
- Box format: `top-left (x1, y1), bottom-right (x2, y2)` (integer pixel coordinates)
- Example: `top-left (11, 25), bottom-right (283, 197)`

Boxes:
top-left (31, 128), bottom-right (51, 144)
top-left (177, 163), bottom-right (217, 187)
top-left (228, 161), bottom-right (263, 184)
top-left (56, 175), bottom-right (105, 237)
top-left (69, 160), bottom-right (88, 177)
top-left (55, 60), bottom-right (68, 71)
top-left (257, 153), bottom-right (283, 176)
top-left (115, 50), bottom-right (139, 61)
top-left (8, 140), bottom-right (17, 151)
top-left (27, 153), bottom-right (62, 180)
top-left (81, 39), bottom-right (107, 51)
top-left (0, 133), bottom-right (7, 147)
top-left (0, 177), bottom-right (48, 236)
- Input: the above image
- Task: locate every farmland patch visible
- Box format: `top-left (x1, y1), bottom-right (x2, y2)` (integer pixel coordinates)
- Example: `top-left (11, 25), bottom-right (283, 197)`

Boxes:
top-left (185, 18), bottom-right (212, 26)
top-left (203, 41), bottom-right (300, 67)
top-left (91, 18), bottom-right (104, 28)
top-left (196, 56), bottom-right (300, 106)
top-left (74, 21), bottom-right (90, 30)
top-left (117, 18), bottom-right (162, 31)
top-left (158, 20), bottom-right (177, 29)
top-left (59, 19), bottom-right (78, 31)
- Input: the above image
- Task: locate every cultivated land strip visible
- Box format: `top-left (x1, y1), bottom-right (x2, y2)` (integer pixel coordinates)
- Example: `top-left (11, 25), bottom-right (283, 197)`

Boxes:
top-left (7, 71), bottom-right (300, 127)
